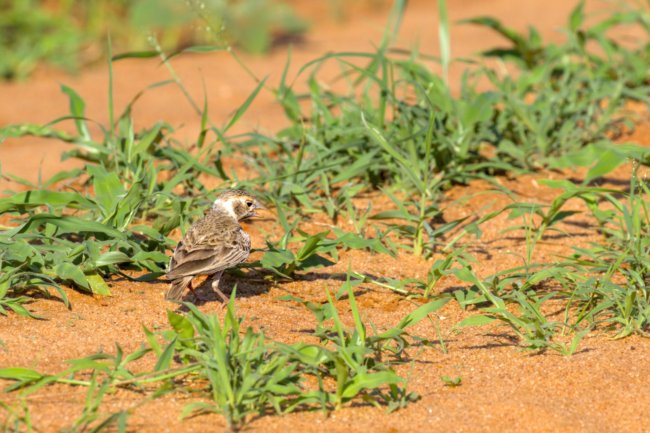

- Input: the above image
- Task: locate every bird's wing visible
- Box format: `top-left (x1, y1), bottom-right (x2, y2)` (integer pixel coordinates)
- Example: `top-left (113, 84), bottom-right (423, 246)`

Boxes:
top-left (166, 227), bottom-right (250, 279)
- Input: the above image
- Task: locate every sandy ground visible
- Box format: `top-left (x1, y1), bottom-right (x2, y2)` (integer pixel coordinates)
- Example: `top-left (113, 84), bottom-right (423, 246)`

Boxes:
top-left (1, 1), bottom-right (650, 432)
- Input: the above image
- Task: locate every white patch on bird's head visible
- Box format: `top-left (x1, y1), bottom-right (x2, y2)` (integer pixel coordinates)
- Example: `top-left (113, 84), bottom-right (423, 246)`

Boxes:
top-left (212, 198), bottom-right (238, 219)
top-left (211, 189), bottom-right (263, 221)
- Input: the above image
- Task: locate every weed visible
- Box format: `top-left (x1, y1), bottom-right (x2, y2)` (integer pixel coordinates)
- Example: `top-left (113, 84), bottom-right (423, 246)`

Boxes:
top-left (0, 0), bottom-right (307, 80)
top-left (451, 163), bottom-right (650, 350)
top-left (440, 376), bottom-right (461, 387)
top-left (167, 299), bottom-right (302, 431)
top-left (0, 0), bottom-right (80, 80)
top-left (0, 65), bottom-right (243, 306)
top-left (258, 230), bottom-right (335, 279)
top-left (280, 284), bottom-right (447, 411)
top-left (1, 286), bottom-right (436, 430)
top-left (0, 399), bottom-right (34, 433)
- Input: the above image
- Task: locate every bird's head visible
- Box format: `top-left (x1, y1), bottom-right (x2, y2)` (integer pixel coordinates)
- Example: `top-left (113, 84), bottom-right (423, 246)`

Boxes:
top-left (213, 189), bottom-right (264, 221)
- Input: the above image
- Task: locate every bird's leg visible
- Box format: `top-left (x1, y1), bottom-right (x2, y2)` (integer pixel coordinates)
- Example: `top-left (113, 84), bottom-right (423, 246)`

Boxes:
top-left (187, 280), bottom-right (202, 302)
top-left (209, 271), bottom-right (229, 303)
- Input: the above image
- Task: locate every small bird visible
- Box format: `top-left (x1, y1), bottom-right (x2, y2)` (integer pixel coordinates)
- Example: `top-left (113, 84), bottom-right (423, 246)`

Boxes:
top-left (165, 189), bottom-right (263, 302)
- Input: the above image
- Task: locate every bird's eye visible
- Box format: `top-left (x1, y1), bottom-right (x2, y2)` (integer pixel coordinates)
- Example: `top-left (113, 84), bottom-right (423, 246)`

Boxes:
top-left (246, 200), bottom-right (254, 207)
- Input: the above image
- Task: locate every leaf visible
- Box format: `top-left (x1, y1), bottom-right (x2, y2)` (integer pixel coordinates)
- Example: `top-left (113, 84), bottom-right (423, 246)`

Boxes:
top-left (546, 210), bottom-right (581, 227)
top-left (441, 375), bottom-right (462, 387)
top-left (154, 337), bottom-right (177, 371)
top-left (143, 326), bottom-right (162, 356)
top-left (6, 214), bottom-right (124, 239)
top-left (296, 231), bottom-right (330, 261)
top-left (60, 85), bottom-right (90, 140)
top-left (460, 17), bottom-right (526, 47)
top-left (54, 263), bottom-right (91, 292)
top-left (167, 311), bottom-right (195, 341)
top-left (95, 251), bottom-right (132, 267)
top-left (454, 315), bottom-right (496, 328)
top-left (396, 298), bottom-right (449, 330)
top-left (181, 402), bottom-right (217, 420)
top-left (569, 1), bottom-right (585, 32)
top-left (223, 77), bottom-right (268, 134)
top-left (260, 249), bottom-right (295, 269)
top-left (0, 191), bottom-right (94, 213)
top-left (131, 124), bottom-right (161, 158)
top-left (86, 272), bottom-right (111, 296)
top-left (0, 367), bottom-right (43, 381)
top-left (87, 165), bottom-right (124, 219)
top-left (112, 51), bottom-right (159, 61)
top-left (299, 254), bottom-right (336, 271)
top-left (452, 267), bottom-right (480, 285)
top-left (341, 371), bottom-right (403, 399)
top-left (584, 149), bottom-right (625, 183)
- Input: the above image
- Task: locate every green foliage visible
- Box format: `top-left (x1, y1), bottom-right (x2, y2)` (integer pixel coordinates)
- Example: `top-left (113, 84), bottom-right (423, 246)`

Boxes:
top-left (452, 166), bottom-right (650, 351)
top-left (282, 285), bottom-right (448, 411)
top-left (0, 399), bottom-right (34, 433)
top-left (440, 375), bottom-right (461, 387)
top-left (454, 267), bottom-right (588, 355)
top-left (255, 226), bottom-right (394, 280)
top-left (228, 0), bottom-right (649, 259)
top-left (465, 2), bottom-right (649, 167)
top-left (566, 167), bottom-right (650, 337)
top-left (0, 0), bottom-right (307, 80)
top-left (0, 0), bottom-right (80, 80)
top-left (464, 2), bottom-right (650, 90)
top-left (168, 300), bottom-right (302, 430)
top-left (0, 76), bottom-right (234, 308)
top-left (1, 286), bottom-right (442, 430)
top-left (259, 230), bottom-right (336, 279)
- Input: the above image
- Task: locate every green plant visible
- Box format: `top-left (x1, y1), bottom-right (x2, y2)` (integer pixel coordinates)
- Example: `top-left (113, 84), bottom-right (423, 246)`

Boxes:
top-left (450, 163), bottom-right (650, 350)
top-left (0, 63), bottom-right (255, 308)
top-left (281, 285), bottom-right (448, 411)
top-left (464, 1), bottom-right (650, 92)
top-left (165, 299), bottom-right (302, 431)
top-left (440, 375), bottom-right (461, 387)
top-left (258, 230), bottom-right (335, 279)
top-left (0, 86), bottom-right (179, 302)
top-left (62, 374), bottom-right (129, 433)
top-left (0, 399), bottom-right (34, 433)
top-left (566, 166), bottom-right (650, 337)
top-left (466, 1), bottom-right (649, 167)
top-left (229, 0), bottom-right (649, 260)
top-left (0, 0), bottom-right (81, 80)
top-left (0, 0), bottom-right (308, 80)
top-left (1, 285), bottom-right (438, 430)
top-left (453, 266), bottom-right (587, 354)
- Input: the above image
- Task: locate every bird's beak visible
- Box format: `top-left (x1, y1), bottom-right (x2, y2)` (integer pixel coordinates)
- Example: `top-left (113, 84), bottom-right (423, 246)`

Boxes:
top-left (250, 200), bottom-right (265, 217)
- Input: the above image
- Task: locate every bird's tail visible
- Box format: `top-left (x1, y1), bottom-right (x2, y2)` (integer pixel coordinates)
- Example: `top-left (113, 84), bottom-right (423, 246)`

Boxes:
top-left (165, 276), bottom-right (192, 301)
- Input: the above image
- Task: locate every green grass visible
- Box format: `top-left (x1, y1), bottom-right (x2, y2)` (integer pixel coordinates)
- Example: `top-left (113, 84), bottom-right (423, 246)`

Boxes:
top-left (0, 289), bottom-right (444, 431)
top-left (452, 166), bottom-right (650, 352)
top-left (0, 83), bottom-right (211, 314)
top-left (225, 0), bottom-right (649, 257)
top-left (0, 0), bottom-right (308, 81)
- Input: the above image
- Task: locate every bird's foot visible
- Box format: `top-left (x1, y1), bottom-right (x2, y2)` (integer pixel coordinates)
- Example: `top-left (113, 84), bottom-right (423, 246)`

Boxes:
top-left (214, 288), bottom-right (230, 304)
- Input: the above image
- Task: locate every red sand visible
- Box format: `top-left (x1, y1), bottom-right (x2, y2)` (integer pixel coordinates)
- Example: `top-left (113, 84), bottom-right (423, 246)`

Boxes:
top-left (1, 1), bottom-right (649, 432)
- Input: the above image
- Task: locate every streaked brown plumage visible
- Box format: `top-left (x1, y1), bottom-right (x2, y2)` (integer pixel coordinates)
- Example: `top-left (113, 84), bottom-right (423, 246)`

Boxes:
top-left (165, 190), bottom-right (262, 302)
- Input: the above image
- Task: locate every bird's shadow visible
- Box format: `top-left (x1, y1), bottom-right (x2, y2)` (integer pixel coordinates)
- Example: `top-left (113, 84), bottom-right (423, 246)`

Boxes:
top-left (173, 274), bottom-right (265, 310)
top-left (172, 268), bottom-right (385, 311)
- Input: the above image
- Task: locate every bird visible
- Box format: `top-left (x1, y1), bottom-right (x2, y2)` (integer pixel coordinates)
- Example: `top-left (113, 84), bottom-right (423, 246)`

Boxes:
top-left (165, 189), bottom-right (263, 302)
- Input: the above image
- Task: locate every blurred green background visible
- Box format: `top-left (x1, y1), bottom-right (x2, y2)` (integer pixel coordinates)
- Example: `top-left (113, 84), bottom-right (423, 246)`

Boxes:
top-left (0, 0), bottom-right (309, 80)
